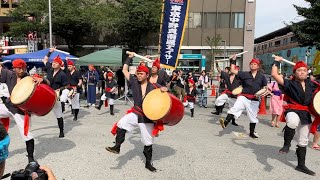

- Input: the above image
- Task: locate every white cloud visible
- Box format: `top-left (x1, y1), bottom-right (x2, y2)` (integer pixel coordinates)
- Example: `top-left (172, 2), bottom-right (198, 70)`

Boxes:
top-left (255, 0), bottom-right (309, 38)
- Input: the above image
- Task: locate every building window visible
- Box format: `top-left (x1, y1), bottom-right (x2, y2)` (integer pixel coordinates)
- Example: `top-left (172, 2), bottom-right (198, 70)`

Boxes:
top-left (12, 0), bottom-right (20, 8)
top-left (290, 36), bottom-right (297, 43)
top-left (283, 38), bottom-right (288, 45)
top-left (232, 13), bottom-right (244, 28)
top-left (218, 13), bottom-right (230, 28)
top-left (269, 42), bottom-right (272, 47)
top-left (1, 0), bottom-right (9, 8)
top-left (188, 12), bottom-right (202, 28)
top-left (264, 44), bottom-right (267, 49)
top-left (203, 12), bottom-right (216, 28)
top-left (275, 40), bottom-right (281, 47)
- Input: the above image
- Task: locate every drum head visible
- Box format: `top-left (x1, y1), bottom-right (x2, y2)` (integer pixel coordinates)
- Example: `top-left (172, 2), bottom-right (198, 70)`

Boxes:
top-left (313, 92), bottom-right (320, 115)
top-left (232, 86), bottom-right (242, 95)
top-left (142, 89), bottom-right (171, 121)
top-left (11, 76), bottom-right (35, 105)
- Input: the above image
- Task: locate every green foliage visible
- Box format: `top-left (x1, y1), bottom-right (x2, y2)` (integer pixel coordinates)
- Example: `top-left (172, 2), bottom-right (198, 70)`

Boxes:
top-left (205, 34), bottom-right (222, 71)
top-left (6, 0), bottom-right (162, 53)
top-left (291, 0), bottom-right (320, 50)
top-left (115, 0), bottom-right (162, 51)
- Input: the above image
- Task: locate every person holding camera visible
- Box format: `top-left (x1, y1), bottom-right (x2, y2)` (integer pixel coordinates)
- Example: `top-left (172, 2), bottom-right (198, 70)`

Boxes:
top-left (0, 123), bottom-right (10, 179)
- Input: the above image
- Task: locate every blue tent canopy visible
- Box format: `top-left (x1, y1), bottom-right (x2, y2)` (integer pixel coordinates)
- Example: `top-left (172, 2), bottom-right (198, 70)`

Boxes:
top-left (2, 48), bottom-right (78, 63)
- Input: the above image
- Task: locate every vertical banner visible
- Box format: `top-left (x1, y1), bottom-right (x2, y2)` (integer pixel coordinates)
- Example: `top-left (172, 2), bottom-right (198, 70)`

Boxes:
top-left (160, 0), bottom-right (190, 69)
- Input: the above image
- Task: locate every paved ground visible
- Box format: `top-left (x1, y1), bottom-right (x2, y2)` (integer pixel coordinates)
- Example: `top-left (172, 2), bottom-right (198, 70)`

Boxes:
top-left (4, 99), bottom-right (320, 180)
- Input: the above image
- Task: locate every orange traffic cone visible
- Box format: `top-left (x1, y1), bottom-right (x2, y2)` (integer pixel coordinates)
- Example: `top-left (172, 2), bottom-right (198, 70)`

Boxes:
top-left (211, 85), bottom-right (216, 97)
top-left (258, 96), bottom-right (267, 115)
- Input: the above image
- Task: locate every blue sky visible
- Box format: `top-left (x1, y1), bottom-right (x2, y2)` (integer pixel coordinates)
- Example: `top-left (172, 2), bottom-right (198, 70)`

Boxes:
top-left (255, 0), bottom-right (309, 38)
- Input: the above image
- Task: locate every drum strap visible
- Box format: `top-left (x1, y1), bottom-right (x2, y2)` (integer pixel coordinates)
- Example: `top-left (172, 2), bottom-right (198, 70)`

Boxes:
top-left (239, 93), bottom-right (258, 101)
top-left (22, 110), bottom-right (30, 136)
top-left (0, 118), bottom-right (10, 132)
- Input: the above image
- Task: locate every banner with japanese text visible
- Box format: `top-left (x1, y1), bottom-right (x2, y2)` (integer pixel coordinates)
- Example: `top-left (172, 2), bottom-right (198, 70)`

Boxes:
top-left (160, 0), bottom-right (190, 69)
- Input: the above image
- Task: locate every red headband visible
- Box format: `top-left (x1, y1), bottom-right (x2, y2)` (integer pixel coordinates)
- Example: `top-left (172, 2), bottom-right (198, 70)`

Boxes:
top-left (12, 59), bottom-right (27, 68)
top-left (107, 72), bottom-right (113, 77)
top-left (250, 58), bottom-right (260, 65)
top-left (53, 55), bottom-right (63, 66)
top-left (152, 58), bottom-right (160, 69)
top-left (67, 60), bottom-right (74, 66)
top-left (293, 61), bottom-right (308, 73)
top-left (188, 79), bottom-right (195, 85)
top-left (136, 65), bottom-right (149, 74)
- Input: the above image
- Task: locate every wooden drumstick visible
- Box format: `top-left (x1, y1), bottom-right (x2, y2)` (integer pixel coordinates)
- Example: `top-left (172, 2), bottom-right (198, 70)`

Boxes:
top-left (215, 51), bottom-right (248, 62)
top-left (126, 51), bottom-right (153, 63)
top-left (272, 54), bottom-right (296, 66)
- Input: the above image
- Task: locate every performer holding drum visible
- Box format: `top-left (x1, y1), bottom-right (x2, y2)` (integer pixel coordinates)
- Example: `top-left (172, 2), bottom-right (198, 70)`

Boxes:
top-left (105, 52), bottom-right (168, 172)
top-left (0, 59), bottom-right (41, 162)
top-left (272, 56), bottom-right (319, 176)
top-left (219, 58), bottom-right (267, 139)
top-left (212, 55), bottom-right (241, 126)
top-left (62, 59), bottom-right (83, 121)
top-left (95, 72), bottom-right (117, 116)
top-left (43, 49), bottom-right (68, 138)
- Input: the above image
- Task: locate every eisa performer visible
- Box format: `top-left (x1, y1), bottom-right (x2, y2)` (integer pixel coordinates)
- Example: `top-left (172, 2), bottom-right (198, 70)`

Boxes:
top-left (272, 56), bottom-right (318, 176)
top-left (0, 59), bottom-right (38, 163)
top-left (95, 72), bottom-right (117, 115)
top-left (219, 58), bottom-right (267, 139)
top-left (183, 79), bottom-right (197, 117)
top-left (43, 49), bottom-right (68, 138)
top-left (105, 52), bottom-right (168, 172)
top-left (64, 60), bottom-right (82, 121)
top-left (149, 58), bottom-right (167, 86)
top-left (212, 56), bottom-right (241, 116)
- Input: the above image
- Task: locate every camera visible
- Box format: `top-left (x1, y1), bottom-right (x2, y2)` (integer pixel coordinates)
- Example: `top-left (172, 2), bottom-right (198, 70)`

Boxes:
top-left (11, 161), bottom-right (48, 180)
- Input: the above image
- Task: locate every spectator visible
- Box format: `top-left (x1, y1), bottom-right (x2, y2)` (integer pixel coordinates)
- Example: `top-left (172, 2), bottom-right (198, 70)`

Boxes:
top-left (84, 65), bottom-right (99, 107)
top-left (197, 70), bottom-right (209, 108)
top-left (97, 66), bottom-right (107, 95)
top-left (116, 67), bottom-right (125, 97)
top-left (0, 123), bottom-right (9, 178)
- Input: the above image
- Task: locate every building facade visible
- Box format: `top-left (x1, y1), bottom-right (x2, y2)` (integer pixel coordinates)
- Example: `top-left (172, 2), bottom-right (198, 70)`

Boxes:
top-left (0, 0), bottom-right (18, 34)
top-left (178, 0), bottom-right (256, 72)
top-left (254, 26), bottom-right (320, 76)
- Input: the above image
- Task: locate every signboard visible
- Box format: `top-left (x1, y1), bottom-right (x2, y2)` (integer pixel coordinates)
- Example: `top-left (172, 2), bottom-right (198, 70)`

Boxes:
top-left (160, 0), bottom-right (190, 69)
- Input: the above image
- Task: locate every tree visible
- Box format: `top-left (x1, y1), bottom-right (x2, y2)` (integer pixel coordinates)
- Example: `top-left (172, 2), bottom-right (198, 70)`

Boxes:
top-left (205, 34), bottom-right (222, 72)
top-left (114, 0), bottom-right (162, 51)
top-left (291, 0), bottom-right (320, 50)
top-left (6, 0), bottom-right (117, 54)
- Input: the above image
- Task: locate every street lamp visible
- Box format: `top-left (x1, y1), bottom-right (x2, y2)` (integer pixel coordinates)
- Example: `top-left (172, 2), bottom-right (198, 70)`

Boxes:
top-left (222, 40), bottom-right (226, 59)
top-left (48, 0), bottom-right (53, 47)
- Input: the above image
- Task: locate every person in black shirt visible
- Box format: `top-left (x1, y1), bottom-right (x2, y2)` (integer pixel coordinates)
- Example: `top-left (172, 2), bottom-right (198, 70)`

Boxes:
top-left (272, 56), bottom-right (318, 176)
top-left (0, 59), bottom-right (39, 163)
top-left (105, 52), bottom-right (168, 172)
top-left (212, 56), bottom-right (241, 127)
top-left (43, 49), bottom-right (68, 138)
top-left (218, 67), bottom-right (230, 94)
top-left (95, 72), bottom-right (117, 115)
top-left (63, 60), bottom-right (83, 121)
top-left (97, 66), bottom-right (107, 94)
top-left (116, 67), bottom-right (125, 97)
top-left (149, 58), bottom-right (167, 86)
top-left (174, 70), bottom-right (185, 100)
top-left (219, 58), bottom-right (267, 139)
